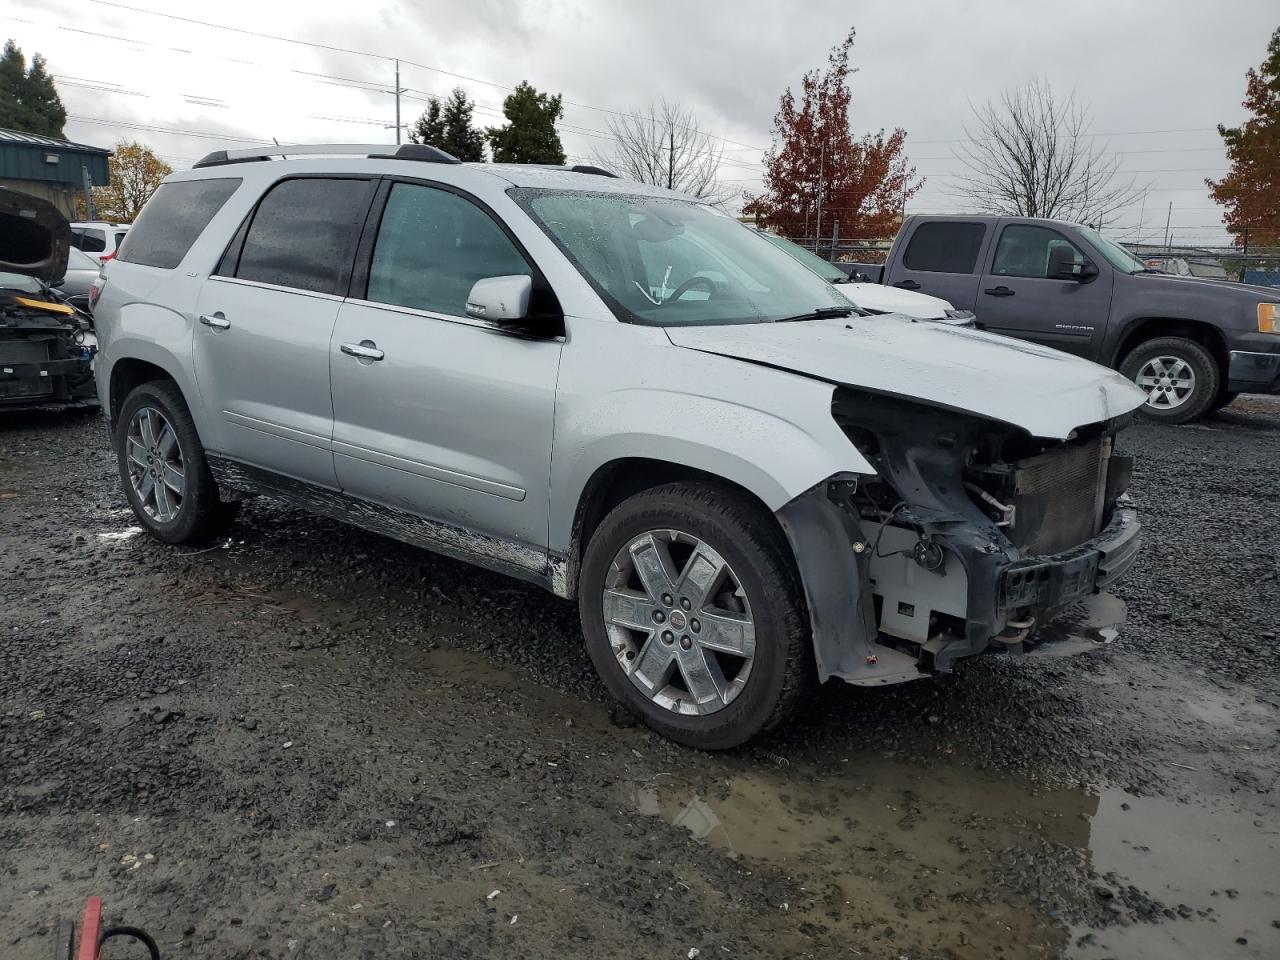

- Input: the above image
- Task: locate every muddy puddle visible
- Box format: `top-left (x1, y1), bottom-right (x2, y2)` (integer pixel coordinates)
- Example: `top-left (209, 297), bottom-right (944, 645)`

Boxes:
top-left (1070, 789), bottom-right (1278, 959)
top-left (625, 755), bottom-right (1277, 958)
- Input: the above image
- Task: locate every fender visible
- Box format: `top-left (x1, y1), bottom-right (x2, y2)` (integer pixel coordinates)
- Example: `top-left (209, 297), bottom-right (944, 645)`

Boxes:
top-left (549, 344), bottom-right (874, 558)
top-left (99, 304), bottom-right (211, 441)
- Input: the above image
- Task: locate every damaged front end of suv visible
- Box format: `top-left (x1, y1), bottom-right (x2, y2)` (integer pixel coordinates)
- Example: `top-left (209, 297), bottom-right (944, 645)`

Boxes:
top-left (0, 188), bottom-right (97, 409)
top-left (778, 388), bottom-right (1142, 687)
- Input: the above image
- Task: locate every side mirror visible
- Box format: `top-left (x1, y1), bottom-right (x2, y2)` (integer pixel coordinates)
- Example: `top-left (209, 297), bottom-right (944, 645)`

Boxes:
top-left (465, 275), bottom-right (532, 323)
top-left (1049, 250), bottom-right (1098, 283)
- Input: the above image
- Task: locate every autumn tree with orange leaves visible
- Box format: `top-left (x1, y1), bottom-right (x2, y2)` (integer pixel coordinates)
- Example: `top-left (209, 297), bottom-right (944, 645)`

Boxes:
top-left (745, 28), bottom-right (920, 242)
top-left (1208, 27), bottom-right (1280, 246)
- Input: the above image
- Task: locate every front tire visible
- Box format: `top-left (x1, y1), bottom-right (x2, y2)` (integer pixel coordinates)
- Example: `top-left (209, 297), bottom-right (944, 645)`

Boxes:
top-left (114, 380), bottom-right (239, 545)
top-left (578, 483), bottom-right (812, 750)
top-left (1119, 336), bottom-right (1220, 424)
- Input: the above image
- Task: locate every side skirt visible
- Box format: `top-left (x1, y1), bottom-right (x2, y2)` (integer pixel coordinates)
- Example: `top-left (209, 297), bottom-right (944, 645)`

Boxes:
top-left (207, 455), bottom-right (565, 594)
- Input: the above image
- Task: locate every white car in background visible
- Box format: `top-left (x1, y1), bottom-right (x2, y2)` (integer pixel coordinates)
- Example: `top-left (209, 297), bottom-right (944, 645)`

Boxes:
top-left (760, 231), bottom-right (974, 323)
top-left (70, 221), bottom-right (130, 263)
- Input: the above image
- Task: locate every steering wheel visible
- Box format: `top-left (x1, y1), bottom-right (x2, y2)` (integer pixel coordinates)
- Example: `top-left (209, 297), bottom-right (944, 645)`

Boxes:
top-left (665, 274), bottom-right (717, 303)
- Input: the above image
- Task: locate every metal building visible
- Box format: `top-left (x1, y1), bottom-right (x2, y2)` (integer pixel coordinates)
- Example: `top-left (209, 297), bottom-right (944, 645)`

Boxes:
top-left (0, 127), bottom-right (111, 219)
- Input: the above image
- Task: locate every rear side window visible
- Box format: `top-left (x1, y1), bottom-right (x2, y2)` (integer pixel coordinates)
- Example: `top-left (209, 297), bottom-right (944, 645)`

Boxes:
top-left (114, 231), bottom-right (128, 249)
top-left (233, 177), bottom-right (373, 296)
top-left (366, 181), bottom-right (530, 315)
top-left (902, 221), bottom-right (987, 274)
top-left (116, 179), bottom-right (240, 269)
top-left (76, 228), bottom-right (106, 253)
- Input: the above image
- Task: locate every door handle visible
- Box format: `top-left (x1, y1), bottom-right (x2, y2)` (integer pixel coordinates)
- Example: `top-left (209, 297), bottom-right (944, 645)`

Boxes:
top-left (894, 279), bottom-right (921, 290)
top-left (199, 313), bottom-right (231, 329)
top-left (984, 286), bottom-right (1015, 298)
top-left (340, 340), bottom-right (385, 361)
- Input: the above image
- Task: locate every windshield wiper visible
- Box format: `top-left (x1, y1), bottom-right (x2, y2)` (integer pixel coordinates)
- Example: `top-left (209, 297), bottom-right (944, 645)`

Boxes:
top-left (775, 306), bottom-right (855, 323)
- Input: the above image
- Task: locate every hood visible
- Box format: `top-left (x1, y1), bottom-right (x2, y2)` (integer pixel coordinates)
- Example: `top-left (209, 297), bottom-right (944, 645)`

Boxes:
top-left (0, 188), bottom-right (71, 285)
top-left (1130, 270), bottom-right (1280, 303)
top-left (833, 280), bottom-right (953, 319)
top-left (665, 314), bottom-right (1148, 440)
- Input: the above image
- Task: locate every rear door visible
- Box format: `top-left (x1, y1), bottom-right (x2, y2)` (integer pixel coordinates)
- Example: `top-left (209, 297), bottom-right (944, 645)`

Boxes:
top-left (193, 175), bottom-right (376, 486)
top-left (885, 219), bottom-right (991, 311)
top-left (977, 221), bottom-right (1114, 356)
top-left (329, 178), bottom-right (562, 551)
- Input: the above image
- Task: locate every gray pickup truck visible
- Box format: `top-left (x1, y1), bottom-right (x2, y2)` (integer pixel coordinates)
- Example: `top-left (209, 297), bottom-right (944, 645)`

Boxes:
top-left (852, 215), bottom-right (1280, 423)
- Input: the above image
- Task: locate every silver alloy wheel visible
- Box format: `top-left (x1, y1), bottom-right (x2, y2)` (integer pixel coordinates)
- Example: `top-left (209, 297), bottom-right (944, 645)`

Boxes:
top-left (603, 529), bottom-right (756, 716)
top-left (125, 406), bottom-right (186, 522)
top-left (1135, 355), bottom-right (1197, 410)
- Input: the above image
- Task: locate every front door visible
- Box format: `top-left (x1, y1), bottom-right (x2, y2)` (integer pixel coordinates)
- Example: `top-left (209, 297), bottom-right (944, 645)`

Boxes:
top-left (192, 175), bottom-right (376, 486)
top-left (977, 221), bottom-right (1114, 357)
top-left (329, 179), bottom-right (562, 553)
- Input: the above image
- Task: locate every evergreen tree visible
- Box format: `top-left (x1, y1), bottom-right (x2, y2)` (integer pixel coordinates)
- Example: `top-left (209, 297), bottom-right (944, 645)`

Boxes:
top-left (408, 87), bottom-right (485, 161)
top-left (486, 82), bottom-right (566, 165)
top-left (0, 40), bottom-right (67, 138)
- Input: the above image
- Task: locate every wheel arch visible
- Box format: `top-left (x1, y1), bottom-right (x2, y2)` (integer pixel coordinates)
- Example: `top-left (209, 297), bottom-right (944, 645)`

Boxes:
top-left (107, 357), bottom-right (180, 430)
top-left (1110, 317), bottom-right (1229, 374)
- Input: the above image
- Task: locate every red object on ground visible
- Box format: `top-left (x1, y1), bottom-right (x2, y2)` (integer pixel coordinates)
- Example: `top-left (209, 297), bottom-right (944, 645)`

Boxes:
top-left (77, 897), bottom-right (102, 960)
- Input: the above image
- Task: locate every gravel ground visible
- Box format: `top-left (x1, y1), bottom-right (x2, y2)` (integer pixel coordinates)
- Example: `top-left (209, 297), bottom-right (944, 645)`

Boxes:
top-left (1, 396), bottom-right (1278, 960)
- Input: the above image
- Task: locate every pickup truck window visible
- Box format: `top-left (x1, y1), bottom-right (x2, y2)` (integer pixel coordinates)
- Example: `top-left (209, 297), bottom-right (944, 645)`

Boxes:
top-left (992, 224), bottom-right (1083, 279)
top-left (1077, 225), bottom-right (1148, 273)
top-left (902, 222), bottom-right (986, 273)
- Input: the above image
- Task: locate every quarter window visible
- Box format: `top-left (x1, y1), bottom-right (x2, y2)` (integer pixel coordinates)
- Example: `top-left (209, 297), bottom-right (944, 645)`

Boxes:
top-left (902, 221), bottom-right (987, 274)
top-left (234, 178), bottom-right (373, 295)
top-left (74, 228), bottom-right (106, 253)
top-left (992, 224), bottom-right (1084, 279)
top-left (366, 182), bottom-right (531, 316)
top-left (116, 178), bottom-right (240, 269)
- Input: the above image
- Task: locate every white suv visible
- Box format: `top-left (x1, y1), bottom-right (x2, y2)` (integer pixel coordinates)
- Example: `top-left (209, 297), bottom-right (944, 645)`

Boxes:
top-left (70, 220), bottom-right (130, 263)
top-left (91, 144), bottom-right (1146, 748)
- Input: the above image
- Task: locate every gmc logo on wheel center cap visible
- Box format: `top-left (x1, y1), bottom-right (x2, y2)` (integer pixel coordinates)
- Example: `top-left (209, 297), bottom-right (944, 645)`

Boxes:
top-left (669, 610), bottom-right (687, 630)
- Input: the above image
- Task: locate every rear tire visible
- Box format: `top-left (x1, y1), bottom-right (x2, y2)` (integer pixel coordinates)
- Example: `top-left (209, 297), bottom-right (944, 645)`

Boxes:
top-left (578, 482), bottom-right (812, 750)
top-left (114, 380), bottom-right (239, 545)
top-left (1119, 336), bottom-right (1220, 424)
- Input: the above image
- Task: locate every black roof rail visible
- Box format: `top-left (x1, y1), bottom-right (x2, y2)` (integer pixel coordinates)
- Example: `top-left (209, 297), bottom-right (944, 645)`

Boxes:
top-left (367, 143), bottom-right (461, 164)
top-left (567, 164), bottom-right (618, 178)
top-left (192, 143), bottom-right (461, 169)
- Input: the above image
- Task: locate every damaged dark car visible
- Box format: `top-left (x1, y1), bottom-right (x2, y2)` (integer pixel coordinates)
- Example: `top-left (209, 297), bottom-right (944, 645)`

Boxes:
top-left (0, 188), bottom-right (97, 410)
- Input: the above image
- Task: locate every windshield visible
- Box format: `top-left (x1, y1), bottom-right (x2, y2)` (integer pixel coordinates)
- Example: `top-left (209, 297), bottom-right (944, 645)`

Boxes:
top-left (1078, 225), bottom-right (1147, 273)
top-left (515, 190), bottom-right (850, 326)
top-left (761, 232), bottom-right (848, 283)
top-left (0, 271), bottom-right (42, 293)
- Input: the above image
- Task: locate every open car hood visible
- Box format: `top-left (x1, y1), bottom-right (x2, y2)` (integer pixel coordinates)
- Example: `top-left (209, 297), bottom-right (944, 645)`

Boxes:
top-left (665, 314), bottom-right (1148, 440)
top-left (0, 188), bottom-right (71, 285)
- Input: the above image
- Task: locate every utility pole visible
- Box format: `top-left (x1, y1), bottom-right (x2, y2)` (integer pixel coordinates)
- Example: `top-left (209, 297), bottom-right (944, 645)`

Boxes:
top-left (80, 164), bottom-right (96, 221)
top-left (1162, 201), bottom-right (1173, 252)
top-left (815, 140), bottom-right (826, 248)
top-left (830, 219), bottom-right (840, 261)
top-left (1136, 189), bottom-right (1147, 244)
top-left (668, 126), bottom-right (675, 190)
top-left (394, 59), bottom-right (402, 144)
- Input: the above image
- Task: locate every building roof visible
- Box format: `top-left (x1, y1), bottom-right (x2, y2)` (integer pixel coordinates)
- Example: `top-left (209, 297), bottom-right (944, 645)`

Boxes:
top-left (0, 126), bottom-right (112, 187)
top-left (0, 127), bottom-right (110, 154)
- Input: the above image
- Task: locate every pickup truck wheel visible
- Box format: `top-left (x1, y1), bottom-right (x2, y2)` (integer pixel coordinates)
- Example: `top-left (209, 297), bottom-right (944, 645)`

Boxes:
top-left (1120, 337), bottom-right (1220, 424)
top-left (578, 483), bottom-right (812, 750)
top-left (114, 380), bottom-right (239, 545)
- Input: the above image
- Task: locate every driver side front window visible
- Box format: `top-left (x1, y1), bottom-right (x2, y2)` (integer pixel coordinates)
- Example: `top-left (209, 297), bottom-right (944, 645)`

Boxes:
top-left (992, 224), bottom-right (1083, 279)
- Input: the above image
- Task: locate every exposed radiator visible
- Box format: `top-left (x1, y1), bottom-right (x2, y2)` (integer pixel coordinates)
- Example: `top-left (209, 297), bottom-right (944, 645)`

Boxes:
top-left (1005, 438), bottom-right (1106, 556)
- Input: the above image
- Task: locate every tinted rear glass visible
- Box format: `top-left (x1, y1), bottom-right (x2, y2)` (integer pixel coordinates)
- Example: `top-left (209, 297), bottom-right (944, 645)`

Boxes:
top-left (76, 229), bottom-right (106, 253)
top-left (234, 177), bottom-right (372, 296)
top-left (116, 178), bottom-right (241, 269)
top-left (902, 221), bottom-right (987, 274)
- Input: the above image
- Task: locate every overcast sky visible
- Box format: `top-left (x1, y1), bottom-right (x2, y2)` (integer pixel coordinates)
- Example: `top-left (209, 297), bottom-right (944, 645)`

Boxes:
top-left (4, 0), bottom-right (1274, 244)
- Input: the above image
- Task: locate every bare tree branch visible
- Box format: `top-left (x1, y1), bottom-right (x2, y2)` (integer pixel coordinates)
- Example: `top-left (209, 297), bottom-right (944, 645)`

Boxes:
top-left (951, 78), bottom-right (1144, 226)
top-left (593, 100), bottom-right (732, 205)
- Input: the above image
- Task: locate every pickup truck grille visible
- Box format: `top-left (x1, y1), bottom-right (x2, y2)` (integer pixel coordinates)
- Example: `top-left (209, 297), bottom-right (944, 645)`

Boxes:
top-left (1004, 439), bottom-right (1106, 557)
